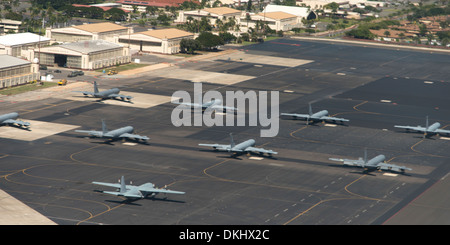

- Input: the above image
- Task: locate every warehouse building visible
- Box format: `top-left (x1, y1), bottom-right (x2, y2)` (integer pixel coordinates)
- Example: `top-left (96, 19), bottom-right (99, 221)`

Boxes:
top-left (0, 32), bottom-right (50, 58)
top-left (32, 40), bottom-right (130, 70)
top-left (176, 7), bottom-right (242, 26)
top-left (118, 28), bottom-right (194, 54)
top-left (0, 55), bottom-right (39, 89)
top-left (45, 22), bottom-right (130, 43)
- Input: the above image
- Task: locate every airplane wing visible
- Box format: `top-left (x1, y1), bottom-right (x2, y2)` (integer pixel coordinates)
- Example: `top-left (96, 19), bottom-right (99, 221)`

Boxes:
top-left (2, 119), bottom-right (30, 127)
top-left (377, 162), bottom-right (412, 172)
top-left (108, 94), bottom-right (132, 100)
top-left (319, 116), bottom-right (349, 122)
top-left (280, 113), bottom-right (310, 119)
top-left (172, 101), bottom-right (203, 108)
top-left (210, 105), bottom-right (238, 112)
top-left (435, 128), bottom-right (450, 135)
top-left (92, 181), bottom-right (122, 189)
top-left (139, 184), bottom-right (185, 195)
top-left (73, 91), bottom-right (94, 96)
top-left (394, 125), bottom-right (426, 132)
top-left (245, 146), bottom-right (278, 155)
top-left (119, 133), bottom-right (149, 141)
top-left (75, 130), bottom-right (103, 137)
top-left (198, 143), bottom-right (230, 151)
top-left (329, 158), bottom-right (364, 167)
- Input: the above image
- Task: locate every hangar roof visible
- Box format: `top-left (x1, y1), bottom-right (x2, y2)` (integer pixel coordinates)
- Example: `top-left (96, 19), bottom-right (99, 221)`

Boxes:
top-left (0, 33), bottom-right (50, 47)
top-left (0, 55), bottom-right (30, 69)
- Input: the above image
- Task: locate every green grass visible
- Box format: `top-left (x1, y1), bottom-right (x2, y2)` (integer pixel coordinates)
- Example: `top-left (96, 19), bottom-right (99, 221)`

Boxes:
top-left (0, 82), bottom-right (58, 96)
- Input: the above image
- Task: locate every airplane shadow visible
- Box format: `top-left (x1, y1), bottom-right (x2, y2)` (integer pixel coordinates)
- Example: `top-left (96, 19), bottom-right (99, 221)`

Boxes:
top-left (328, 164), bottom-right (411, 176)
top-left (103, 197), bottom-right (185, 206)
top-left (3, 124), bottom-right (31, 131)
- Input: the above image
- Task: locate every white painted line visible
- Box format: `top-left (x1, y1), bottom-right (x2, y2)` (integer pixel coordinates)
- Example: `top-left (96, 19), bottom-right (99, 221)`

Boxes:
top-left (337, 73), bottom-right (346, 75)
top-left (254, 64), bottom-right (263, 67)
top-left (123, 142), bottom-right (137, 146)
top-left (380, 100), bottom-right (391, 103)
top-left (324, 124), bottom-right (337, 127)
top-left (383, 173), bottom-right (398, 177)
top-left (424, 81), bottom-right (434, 84)
top-left (439, 137), bottom-right (450, 141)
top-left (269, 163), bottom-right (284, 167)
top-left (249, 157), bottom-right (264, 160)
top-left (283, 90), bottom-right (294, 93)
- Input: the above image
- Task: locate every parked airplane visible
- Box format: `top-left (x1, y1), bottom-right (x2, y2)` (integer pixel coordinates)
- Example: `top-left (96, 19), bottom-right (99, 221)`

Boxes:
top-left (394, 116), bottom-right (450, 138)
top-left (281, 103), bottom-right (349, 125)
top-left (329, 149), bottom-right (412, 174)
top-left (75, 119), bottom-right (149, 142)
top-left (0, 112), bottom-right (30, 128)
top-left (172, 97), bottom-right (237, 112)
top-left (199, 133), bottom-right (277, 157)
top-left (92, 176), bottom-right (185, 200)
top-left (73, 81), bottom-right (132, 101)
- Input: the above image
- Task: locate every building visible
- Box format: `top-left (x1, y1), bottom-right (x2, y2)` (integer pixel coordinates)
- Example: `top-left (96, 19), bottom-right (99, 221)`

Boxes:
top-left (0, 19), bottom-right (24, 34)
top-left (116, 0), bottom-right (193, 11)
top-left (32, 40), bottom-right (130, 70)
top-left (0, 33), bottom-right (50, 58)
top-left (46, 22), bottom-right (130, 43)
top-left (263, 4), bottom-right (317, 21)
top-left (177, 7), bottom-right (242, 26)
top-left (241, 11), bottom-right (301, 32)
top-left (0, 55), bottom-right (39, 89)
top-left (118, 28), bottom-right (194, 54)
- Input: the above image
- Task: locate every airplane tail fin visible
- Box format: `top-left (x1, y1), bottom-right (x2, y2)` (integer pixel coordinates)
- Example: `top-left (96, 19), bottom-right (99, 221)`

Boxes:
top-left (363, 148), bottom-right (367, 165)
top-left (308, 103), bottom-right (313, 116)
top-left (119, 176), bottom-right (126, 194)
top-left (230, 133), bottom-right (235, 148)
top-left (425, 116), bottom-right (429, 129)
top-left (101, 119), bottom-right (108, 134)
top-left (93, 81), bottom-right (99, 94)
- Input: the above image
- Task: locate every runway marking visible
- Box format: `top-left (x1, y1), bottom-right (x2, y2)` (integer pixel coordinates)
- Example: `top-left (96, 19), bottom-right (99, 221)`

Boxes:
top-left (324, 124), bottom-right (337, 127)
top-left (249, 157), bottom-right (264, 160)
top-left (380, 100), bottom-right (392, 103)
top-left (439, 137), bottom-right (450, 141)
top-left (383, 173), bottom-right (398, 177)
top-left (122, 142), bottom-right (137, 146)
top-left (424, 81), bottom-right (434, 84)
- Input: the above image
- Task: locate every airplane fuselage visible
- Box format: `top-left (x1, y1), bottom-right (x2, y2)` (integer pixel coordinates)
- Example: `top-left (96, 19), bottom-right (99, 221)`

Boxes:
top-left (311, 110), bottom-right (329, 120)
top-left (104, 126), bottom-right (134, 138)
top-left (0, 112), bottom-right (19, 123)
top-left (232, 139), bottom-right (256, 151)
top-left (427, 122), bottom-right (441, 133)
top-left (92, 88), bottom-right (120, 98)
top-left (366, 154), bottom-right (386, 168)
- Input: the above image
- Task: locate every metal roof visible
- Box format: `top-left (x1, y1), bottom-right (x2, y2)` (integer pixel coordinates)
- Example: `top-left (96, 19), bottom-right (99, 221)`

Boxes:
top-left (60, 40), bottom-right (123, 54)
top-left (0, 32), bottom-right (50, 47)
top-left (0, 55), bottom-right (30, 69)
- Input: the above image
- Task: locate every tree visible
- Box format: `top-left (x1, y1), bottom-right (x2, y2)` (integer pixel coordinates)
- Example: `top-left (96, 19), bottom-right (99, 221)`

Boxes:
top-left (180, 38), bottom-right (200, 54)
top-left (196, 32), bottom-right (224, 50)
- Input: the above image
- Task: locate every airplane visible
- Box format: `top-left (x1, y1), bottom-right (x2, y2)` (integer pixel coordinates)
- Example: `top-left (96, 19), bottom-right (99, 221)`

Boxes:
top-left (172, 97), bottom-right (237, 113)
top-left (281, 103), bottom-right (349, 125)
top-left (394, 116), bottom-right (450, 138)
top-left (328, 149), bottom-right (412, 174)
top-left (0, 112), bottom-right (30, 128)
top-left (73, 81), bottom-right (132, 101)
top-left (75, 119), bottom-right (149, 142)
top-left (199, 133), bottom-right (277, 157)
top-left (92, 176), bottom-right (185, 200)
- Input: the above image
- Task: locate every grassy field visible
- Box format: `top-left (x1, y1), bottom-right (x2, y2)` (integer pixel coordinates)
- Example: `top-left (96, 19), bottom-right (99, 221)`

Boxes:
top-left (0, 82), bottom-right (58, 96)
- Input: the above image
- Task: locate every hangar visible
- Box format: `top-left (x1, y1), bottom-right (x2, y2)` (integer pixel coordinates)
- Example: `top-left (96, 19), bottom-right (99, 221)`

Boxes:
top-left (0, 54), bottom-right (39, 89)
top-left (32, 40), bottom-right (130, 70)
top-left (118, 28), bottom-right (194, 54)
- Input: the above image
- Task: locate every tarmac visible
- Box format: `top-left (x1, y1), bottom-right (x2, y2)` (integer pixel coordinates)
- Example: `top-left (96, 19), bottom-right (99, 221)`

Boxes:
top-left (0, 37), bottom-right (449, 225)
